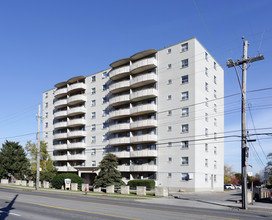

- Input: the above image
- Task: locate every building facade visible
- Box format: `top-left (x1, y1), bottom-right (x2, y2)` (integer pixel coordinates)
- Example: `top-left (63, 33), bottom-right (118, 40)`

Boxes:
top-left (43, 37), bottom-right (224, 192)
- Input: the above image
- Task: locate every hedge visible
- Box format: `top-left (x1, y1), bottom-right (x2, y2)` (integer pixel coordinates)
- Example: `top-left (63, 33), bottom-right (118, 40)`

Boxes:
top-left (127, 180), bottom-right (155, 189)
top-left (52, 173), bottom-right (83, 190)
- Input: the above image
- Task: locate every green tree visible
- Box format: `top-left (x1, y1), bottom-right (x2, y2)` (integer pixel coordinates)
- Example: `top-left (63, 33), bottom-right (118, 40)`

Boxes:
top-left (25, 141), bottom-right (57, 182)
top-left (266, 153), bottom-right (272, 185)
top-left (0, 141), bottom-right (31, 181)
top-left (224, 165), bottom-right (234, 184)
top-left (93, 153), bottom-right (124, 187)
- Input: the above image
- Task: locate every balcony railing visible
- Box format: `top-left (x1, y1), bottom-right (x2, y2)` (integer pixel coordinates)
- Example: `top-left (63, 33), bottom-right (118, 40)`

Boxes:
top-left (67, 130), bottom-right (86, 138)
top-left (54, 121), bottom-right (67, 129)
top-left (112, 151), bottom-right (130, 158)
top-left (130, 149), bottom-right (157, 158)
top-left (67, 154), bottom-right (86, 160)
top-left (67, 142), bottom-right (86, 149)
top-left (67, 82), bottom-right (86, 93)
top-left (54, 144), bottom-right (67, 150)
top-left (54, 87), bottom-right (67, 98)
top-left (53, 155), bottom-right (68, 161)
top-left (110, 65), bottom-right (130, 80)
top-left (67, 94), bottom-right (86, 105)
top-left (130, 164), bottom-right (157, 172)
top-left (130, 72), bottom-right (157, 88)
top-left (109, 123), bottom-right (130, 132)
top-left (117, 165), bottom-right (130, 172)
top-left (53, 110), bottom-right (67, 119)
top-left (67, 118), bottom-right (86, 127)
top-left (67, 106), bottom-right (86, 116)
top-left (130, 103), bottom-right (157, 116)
top-left (54, 99), bottom-right (67, 108)
top-left (109, 80), bottom-right (130, 94)
top-left (131, 57), bottom-right (157, 74)
top-left (130, 134), bottom-right (157, 144)
top-left (109, 137), bottom-right (130, 146)
top-left (53, 133), bottom-right (67, 140)
top-left (130, 119), bottom-right (157, 130)
top-left (109, 94), bottom-right (130, 106)
top-left (55, 166), bottom-right (77, 172)
top-left (109, 109), bottom-right (130, 119)
top-left (130, 88), bottom-right (158, 102)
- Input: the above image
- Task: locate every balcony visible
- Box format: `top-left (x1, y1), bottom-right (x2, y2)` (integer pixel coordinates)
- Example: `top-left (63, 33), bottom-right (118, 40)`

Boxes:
top-left (130, 72), bottom-right (157, 88)
top-left (109, 109), bottom-right (130, 120)
top-left (53, 155), bottom-right (68, 161)
top-left (54, 87), bottom-right (67, 98)
top-left (109, 65), bottom-right (130, 80)
top-left (67, 94), bottom-right (86, 105)
top-left (130, 119), bottom-right (157, 130)
top-left (67, 142), bottom-right (86, 149)
top-left (130, 134), bottom-right (157, 144)
top-left (67, 130), bottom-right (86, 138)
top-left (67, 106), bottom-right (86, 116)
top-left (67, 154), bottom-right (86, 160)
top-left (55, 166), bottom-right (77, 172)
top-left (109, 80), bottom-right (130, 94)
top-left (109, 137), bottom-right (130, 146)
top-left (130, 149), bottom-right (157, 158)
top-left (67, 118), bottom-right (86, 127)
top-left (112, 151), bottom-right (130, 158)
top-left (117, 165), bottom-right (130, 172)
top-left (131, 57), bottom-right (157, 74)
top-left (130, 164), bottom-right (157, 172)
top-left (130, 103), bottom-right (157, 116)
top-left (54, 99), bottom-right (67, 108)
top-left (67, 82), bottom-right (86, 93)
top-left (109, 123), bottom-right (130, 133)
top-left (54, 110), bottom-right (67, 119)
top-left (53, 133), bottom-right (67, 140)
top-left (109, 94), bottom-right (130, 106)
top-left (130, 88), bottom-right (158, 102)
top-left (54, 121), bottom-right (67, 129)
top-left (54, 144), bottom-right (67, 150)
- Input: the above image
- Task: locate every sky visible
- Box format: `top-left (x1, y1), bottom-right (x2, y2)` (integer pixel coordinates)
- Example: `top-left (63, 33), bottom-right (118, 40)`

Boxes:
top-left (0, 0), bottom-right (272, 175)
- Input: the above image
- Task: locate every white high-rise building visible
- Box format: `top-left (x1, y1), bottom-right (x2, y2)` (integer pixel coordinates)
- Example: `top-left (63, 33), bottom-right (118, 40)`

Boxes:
top-left (43, 37), bottom-right (224, 192)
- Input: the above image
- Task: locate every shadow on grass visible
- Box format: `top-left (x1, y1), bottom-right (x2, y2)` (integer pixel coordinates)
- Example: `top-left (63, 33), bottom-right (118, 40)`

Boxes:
top-left (0, 194), bottom-right (18, 220)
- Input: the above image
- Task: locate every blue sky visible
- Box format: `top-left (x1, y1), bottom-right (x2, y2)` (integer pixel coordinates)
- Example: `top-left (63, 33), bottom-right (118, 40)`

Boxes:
top-left (0, 0), bottom-right (271, 175)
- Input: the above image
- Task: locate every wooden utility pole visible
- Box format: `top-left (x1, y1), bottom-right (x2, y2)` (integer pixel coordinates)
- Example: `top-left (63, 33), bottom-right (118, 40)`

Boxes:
top-left (36, 105), bottom-right (41, 190)
top-left (227, 37), bottom-right (264, 209)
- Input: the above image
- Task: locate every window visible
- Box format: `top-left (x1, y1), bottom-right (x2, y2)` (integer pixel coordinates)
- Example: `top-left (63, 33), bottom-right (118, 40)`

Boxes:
top-left (205, 128), bottom-right (208, 137)
top-left (45, 112), bottom-right (48, 118)
top-left (103, 122), bottom-right (108, 129)
top-left (91, 124), bottom-right (96, 131)
top-left (214, 175), bottom-right (217, 182)
top-left (45, 132), bottom-right (48, 138)
top-left (92, 100), bottom-right (96, 106)
top-left (168, 64), bottom-right (172, 69)
top-left (214, 103), bottom-right (217, 112)
top-left (168, 79), bottom-right (172, 84)
top-left (91, 136), bottom-right (96, 143)
top-left (205, 113), bottom-right (208, 122)
top-left (103, 84), bottom-right (108, 91)
top-left (181, 59), bottom-right (188, 68)
top-left (91, 149), bottom-right (96, 155)
top-left (205, 98), bottom-right (209, 107)
top-left (181, 75), bottom-right (188, 84)
top-left (214, 118), bottom-right (217, 126)
top-left (214, 146), bottom-right (217, 154)
top-left (168, 173), bottom-right (172, 178)
top-left (181, 173), bottom-right (189, 181)
top-left (205, 143), bottom-right (208, 152)
top-left (205, 67), bottom-right (208, 76)
top-left (214, 132), bottom-right (217, 140)
top-left (103, 97), bottom-right (107, 103)
top-left (205, 82), bottom-right (208, 91)
top-left (102, 71), bottom-right (108, 78)
top-left (92, 88), bottom-right (96, 94)
top-left (91, 161), bottom-right (96, 166)
top-left (205, 159), bottom-right (208, 167)
top-left (168, 157), bottom-right (172, 162)
top-left (102, 110), bottom-right (108, 117)
top-left (167, 48), bottom-right (171, 54)
top-left (181, 91), bottom-right (189, 101)
top-left (168, 126), bottom-right (172, 132)
top-left (205, 52), bottom-right (208, 61)
top-left (167, 95), bottom-right (172, 100)
top-left (45, 122), bottom-right (48, 128)
top-left (182, 124), bottom-right (189, 133)
top-left (92, 75), bottom-right (96, 82)
top-left (214, 160), bottom-right (217, 169)
top-left (91, 112), bottom-right (96, 119)
top-left (45, 93), bottom-right (48, 98)
top-left (45, 102), bottom-right (48, 108)
top-left (168, 110), bottom-right (172, 116)
top-left (181, 43), bottom-right (188, 52)
top-left (214, 75), bottom-right (217, 84)
top-left (103, 135), bottom-right (107, 141)
top-left (214, 62), bottom-right (217, 70)
top-left (181, 157), bottom-right (189, 165)
top-left (168, 142), bottom-right (172, 147)
top-left (214, 90), bottom-right (217, 98)
top-left (205, 174), bottom-right (208, 182)
top-left (181, 141), bottom-right (189, 149)
top-left (181, 108), bottom-right (189, 117)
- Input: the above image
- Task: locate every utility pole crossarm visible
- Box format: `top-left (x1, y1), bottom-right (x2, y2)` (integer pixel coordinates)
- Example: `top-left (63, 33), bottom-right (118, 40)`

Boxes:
top-left (227, 55), bottom-right (264, 68)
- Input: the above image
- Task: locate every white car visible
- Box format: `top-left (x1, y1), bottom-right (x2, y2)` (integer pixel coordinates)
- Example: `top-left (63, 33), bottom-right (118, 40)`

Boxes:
top-left (235, 185), bottom-right (242, 189)
top-left (224, 184), bottom-right (235, 190)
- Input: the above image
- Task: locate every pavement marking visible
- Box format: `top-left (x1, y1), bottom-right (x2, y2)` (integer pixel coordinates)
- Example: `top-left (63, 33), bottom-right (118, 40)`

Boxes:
top-left (0, 210), bottom-right (21, 216)
top-left (0, 197), bottom-right (141, 220)
top-left (0, 194), bottom-right (238, 220)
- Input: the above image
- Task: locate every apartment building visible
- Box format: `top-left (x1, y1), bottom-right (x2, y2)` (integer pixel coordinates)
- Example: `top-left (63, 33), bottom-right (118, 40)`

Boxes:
top-left (43, 37), bottom-right (224, 192)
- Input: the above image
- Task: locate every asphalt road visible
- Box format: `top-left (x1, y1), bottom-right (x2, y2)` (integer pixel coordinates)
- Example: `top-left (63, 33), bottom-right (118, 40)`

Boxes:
top-left (0, 187), bottom-right (272, 220)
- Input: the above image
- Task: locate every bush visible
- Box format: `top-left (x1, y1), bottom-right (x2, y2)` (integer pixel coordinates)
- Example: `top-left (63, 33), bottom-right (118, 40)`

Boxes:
top-left (52, 173), bottom-right (83, 190)
top-left (127, 180), bottom-right (155, 190)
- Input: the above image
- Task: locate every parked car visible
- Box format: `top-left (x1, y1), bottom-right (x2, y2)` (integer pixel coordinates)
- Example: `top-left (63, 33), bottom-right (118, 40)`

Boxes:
top-left (235, 185), bottom-right (242, 189)
top-left (269, 189), bottom-right (272, 202)
top-left (224, 184), bottom-right (235, 190)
